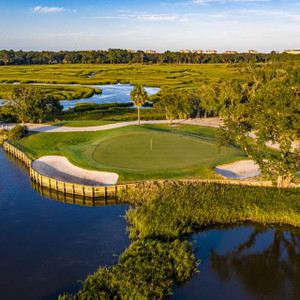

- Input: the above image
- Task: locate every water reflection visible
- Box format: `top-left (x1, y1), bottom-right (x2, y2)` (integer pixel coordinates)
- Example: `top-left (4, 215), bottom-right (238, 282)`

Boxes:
top-left (31, 182), bottom-right (119, 207)
top-left (209, 225), bottom-right (300, 299)
top-left (173, 224), bottom-right (300, 300)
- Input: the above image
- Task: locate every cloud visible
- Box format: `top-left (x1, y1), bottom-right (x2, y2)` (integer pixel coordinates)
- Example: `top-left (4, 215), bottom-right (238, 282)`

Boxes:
top-left (91, 8), bottom-right (300, 24)
top-left (137, 14), bottom-right (177, 21)
top-left (188, 0), bottom-right (269, 3)
top-left (32, 6), bottom-right (77, 14)
top-left (93, 14), bottom-right (178, 22)
top-left (240, 9), bottom-right (300, 22)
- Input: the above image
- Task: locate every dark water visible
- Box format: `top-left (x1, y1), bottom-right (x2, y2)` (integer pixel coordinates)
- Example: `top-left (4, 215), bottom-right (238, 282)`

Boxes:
top-left (0, 148), bottom-right (130, 300)
top-left (173, 224), bottom-right (300, 300)
top-left (2, 147), bottom-right (300, 300)
top-left (61, 84), bottom-right (160, 110)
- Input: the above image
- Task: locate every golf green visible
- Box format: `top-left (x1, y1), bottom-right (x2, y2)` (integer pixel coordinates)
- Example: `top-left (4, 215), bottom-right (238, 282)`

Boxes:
top-left (93, 131), bottom-right (240, 171)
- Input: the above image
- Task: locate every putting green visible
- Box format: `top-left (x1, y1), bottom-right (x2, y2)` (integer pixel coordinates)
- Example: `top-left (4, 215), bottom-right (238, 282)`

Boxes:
top-left (93, 131), bottom-right (240, 171)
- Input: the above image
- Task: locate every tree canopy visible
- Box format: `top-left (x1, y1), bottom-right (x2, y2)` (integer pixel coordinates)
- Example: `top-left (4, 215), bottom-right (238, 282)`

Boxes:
top-left (130, 85), bottom-right (149, 125)
top-left (3, 87), bottom-right (63, 123)
top-left (217, 65), bottom-right (300, 187)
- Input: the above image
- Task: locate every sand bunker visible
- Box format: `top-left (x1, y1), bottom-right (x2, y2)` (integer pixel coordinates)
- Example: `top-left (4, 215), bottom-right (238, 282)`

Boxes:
top-left (214, 160), bottom-right (261, 179)
top-left (32, 156), bottom-right (118, 186)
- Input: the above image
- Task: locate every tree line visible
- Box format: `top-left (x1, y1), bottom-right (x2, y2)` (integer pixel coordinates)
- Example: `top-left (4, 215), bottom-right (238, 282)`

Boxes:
top-left (0, 49), bottom-right (299, 65)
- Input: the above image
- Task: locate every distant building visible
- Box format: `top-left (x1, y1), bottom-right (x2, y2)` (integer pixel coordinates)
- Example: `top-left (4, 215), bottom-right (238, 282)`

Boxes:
top-left (192, 50), bottom-right (203, 54)
top-left (145, 50), bottom-right (156, 54)
top-left (127, 49), bottom-right (136, 53)
top-left (222, 51), bottom-right (238, 54)
top-left (246, 50), bottom-right (258, 54)
top-left (180, 50), bottom-right (191, 54)
top-left (284, 50), bottom-right (300, 55)
top-left (205, 50), bottom-right (217, 54)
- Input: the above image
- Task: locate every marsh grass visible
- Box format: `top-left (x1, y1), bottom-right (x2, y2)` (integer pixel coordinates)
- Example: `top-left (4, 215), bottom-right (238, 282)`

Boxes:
top-left (0, 64), bottom-right (244, 89)
top-left (123, 181), bottom-right (300, 240)
top-left (0, 84), bottom-right (101, 101)
top-left (63, 181), bottom-right (300, 299)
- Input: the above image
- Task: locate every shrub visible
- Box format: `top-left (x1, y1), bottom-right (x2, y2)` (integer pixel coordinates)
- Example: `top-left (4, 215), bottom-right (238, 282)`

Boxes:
top-left (8, 125), bottom-right (28, 140)
top-left (59, 239), bottom-right (197, 300)
top-left (0, 129), bottom-right (9, 145)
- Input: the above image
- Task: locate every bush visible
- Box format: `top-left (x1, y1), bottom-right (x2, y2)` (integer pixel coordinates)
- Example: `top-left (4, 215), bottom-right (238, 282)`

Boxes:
top-left (123, 181), bottom-right (300, 240)
top-left (0, 129), bottom-right (9, 145)
top-left (59, 239), bottom-right (197, 300)
top-left (8, 125), bottom-right (28, 140)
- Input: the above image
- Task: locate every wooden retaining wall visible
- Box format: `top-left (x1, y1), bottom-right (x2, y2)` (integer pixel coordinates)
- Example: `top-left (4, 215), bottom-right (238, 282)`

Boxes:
top-left (3, 141), bottom-right (136, 198)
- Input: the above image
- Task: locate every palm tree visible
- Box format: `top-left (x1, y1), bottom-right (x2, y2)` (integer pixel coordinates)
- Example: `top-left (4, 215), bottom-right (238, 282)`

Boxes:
top-left (130, 85), bottom-right (148, 125)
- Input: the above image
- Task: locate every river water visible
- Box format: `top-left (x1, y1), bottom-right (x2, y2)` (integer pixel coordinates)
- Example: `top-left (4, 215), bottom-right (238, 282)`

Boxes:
top-left (173, 224), bottom-right (300, 300)
top-left (0, 148), bottom-right (130, 300)
top-left (0, 84), bottom-right (160, 111)
top-left (1, 148), bottom-right (300, 300)
top-left (60, 84), bottom-right (160, 110)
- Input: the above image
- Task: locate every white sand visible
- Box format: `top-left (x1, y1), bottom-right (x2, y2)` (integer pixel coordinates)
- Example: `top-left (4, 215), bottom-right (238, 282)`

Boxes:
top-left (214, 160), bottom-right (261, 179)
top-left (32, 156), bottom-right (118, 186)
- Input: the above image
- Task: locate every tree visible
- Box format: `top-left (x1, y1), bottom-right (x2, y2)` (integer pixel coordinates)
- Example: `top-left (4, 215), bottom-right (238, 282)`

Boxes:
top-left (130, 85), bottom-right (149, 125)
top-left (4, 87), bottom-right (63, 123)
top-left (155, 89), bottom-right (193, 125)
top-left (189, 84), bottom-right (221, 119)
top-left (218, 79), bottom-right (249, 121)
top-left (217, 68), bottom-right (300, 188)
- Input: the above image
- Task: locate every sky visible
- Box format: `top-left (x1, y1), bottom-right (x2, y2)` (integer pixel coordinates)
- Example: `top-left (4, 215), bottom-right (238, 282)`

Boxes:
top-left (0, 0), bottom-right (299, 52)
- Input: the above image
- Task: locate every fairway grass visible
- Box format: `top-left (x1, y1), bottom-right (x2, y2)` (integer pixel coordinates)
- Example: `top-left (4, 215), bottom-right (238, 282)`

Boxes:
top-left (13, 124), bottom-right (246, 182)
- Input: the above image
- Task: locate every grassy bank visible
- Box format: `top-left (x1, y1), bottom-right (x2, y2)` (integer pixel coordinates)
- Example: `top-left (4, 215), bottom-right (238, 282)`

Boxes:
top-left (11, 124), bottom-right (245, 182)
top-left (63, 182), bottom-right (300, 299)
top-left (0, 84), bottom-right (101, 101)
top-left (57, 106), bottom-right (166, 122)
top-left (124, 181), bottom-right (300, 240)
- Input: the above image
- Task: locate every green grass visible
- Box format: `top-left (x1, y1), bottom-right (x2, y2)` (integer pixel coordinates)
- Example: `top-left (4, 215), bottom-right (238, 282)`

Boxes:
top-left (12, 124), bottom-right (245, 182)
top-left (93, 130), bottom-right (237, 170)
top-left (0, 64), bottom-right (244, 89)
top-left (124, 182), bottom-right (300, 240)
top-left (0, 83), bottom-right (101, 101)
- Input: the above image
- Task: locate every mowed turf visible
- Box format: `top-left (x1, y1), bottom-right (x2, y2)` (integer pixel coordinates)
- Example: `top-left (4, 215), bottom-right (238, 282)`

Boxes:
top-left (93, 131), bottom-right (236, 170)
top-left (12, 124), bottom-right (245, 182)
